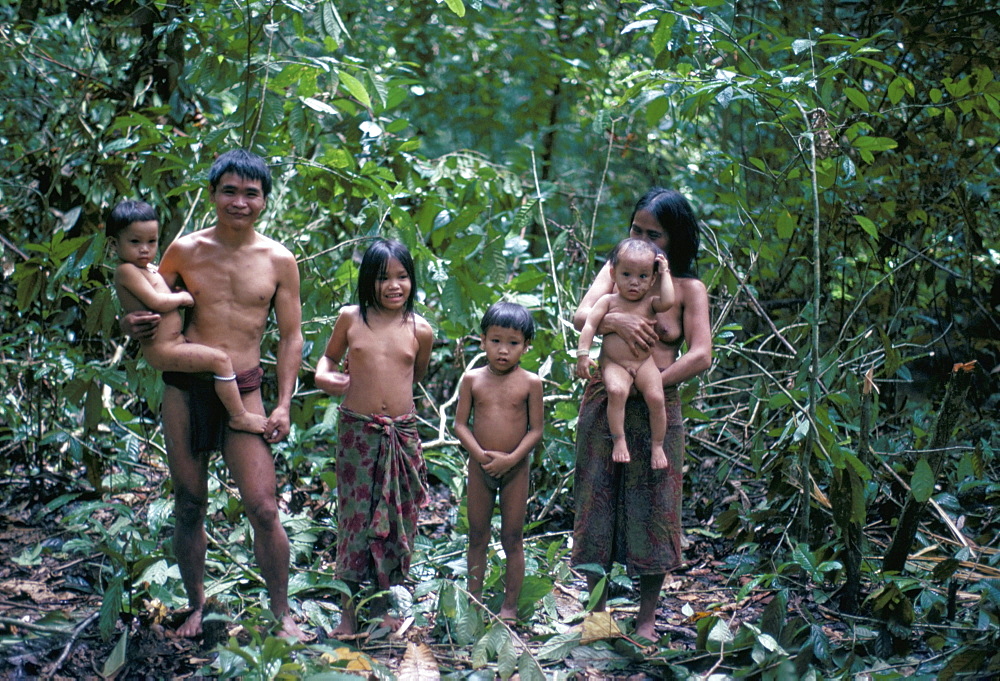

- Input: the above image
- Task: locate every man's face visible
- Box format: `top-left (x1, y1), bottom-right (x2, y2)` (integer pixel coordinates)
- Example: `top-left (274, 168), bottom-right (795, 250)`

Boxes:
top-left (211, 172), bottom-right (266, 229)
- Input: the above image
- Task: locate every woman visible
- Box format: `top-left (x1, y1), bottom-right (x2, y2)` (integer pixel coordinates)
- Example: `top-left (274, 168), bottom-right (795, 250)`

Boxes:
top-left (572, 187), bottom-right (713, 641)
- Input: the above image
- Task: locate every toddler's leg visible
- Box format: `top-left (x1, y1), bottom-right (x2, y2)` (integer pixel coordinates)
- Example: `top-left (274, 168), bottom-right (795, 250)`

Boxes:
top-left (602, 362), bottom-right (634, 464)
top-left (497, 460), bottom-right (529, 621)
top-left (634, 358), bottom-right (668, 470)
top-left (466, 461), bottom-right (498, 607)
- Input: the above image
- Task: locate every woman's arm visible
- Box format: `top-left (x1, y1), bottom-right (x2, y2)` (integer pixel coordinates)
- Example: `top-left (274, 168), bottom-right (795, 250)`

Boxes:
top-left (574, 261), bottom-right (658, 353)
top-left (659, 278), bottom-right (713, 387)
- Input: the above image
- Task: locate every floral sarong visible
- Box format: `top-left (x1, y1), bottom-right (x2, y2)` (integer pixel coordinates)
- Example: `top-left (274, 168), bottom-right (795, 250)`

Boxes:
top-left (571, 372), bottom-right (684, 575)
top-left (334, 406), bottom-right (427, 588)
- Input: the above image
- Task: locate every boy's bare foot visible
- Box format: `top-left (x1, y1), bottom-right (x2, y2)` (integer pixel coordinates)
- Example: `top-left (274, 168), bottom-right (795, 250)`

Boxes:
top-left (612, 438), bottom-right (631, 463)
top-left (228, 411), bottom-right (268, 434)
top-left (173, 607), bottom-right (203, 638)
top-left (651, 446), bottom-right (669, 470)
top-left (278, 614), bottom-right (308, 639)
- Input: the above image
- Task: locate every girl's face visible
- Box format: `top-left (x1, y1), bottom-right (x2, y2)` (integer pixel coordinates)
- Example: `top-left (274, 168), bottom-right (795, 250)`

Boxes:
top-left (114, 220), bottom-right (159, 268)
top-left (376, 257), bottom-right (411, 311)
top-left (629, 209), bottom-right (669, 251)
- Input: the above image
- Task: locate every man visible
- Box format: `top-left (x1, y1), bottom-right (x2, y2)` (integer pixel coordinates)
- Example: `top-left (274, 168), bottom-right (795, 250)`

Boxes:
top-left (123, 149), bottom-right (304, 638)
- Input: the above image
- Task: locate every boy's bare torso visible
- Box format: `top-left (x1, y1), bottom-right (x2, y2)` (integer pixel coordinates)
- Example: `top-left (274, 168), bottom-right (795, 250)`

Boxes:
top-left (160, 229), bottom-right (286, 372)
top-left (114, 263), bottom-right (186, 348)
top-left (600, 292), bottom-right (659, 373)
top-left (465, 367), bottom-right (534, 454)
top-left (341, 307), bottom-right (427, 417)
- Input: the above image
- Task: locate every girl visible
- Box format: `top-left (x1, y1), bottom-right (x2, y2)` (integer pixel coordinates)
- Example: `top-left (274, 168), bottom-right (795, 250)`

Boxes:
top-left (315, 238), bottom-right (434, 637)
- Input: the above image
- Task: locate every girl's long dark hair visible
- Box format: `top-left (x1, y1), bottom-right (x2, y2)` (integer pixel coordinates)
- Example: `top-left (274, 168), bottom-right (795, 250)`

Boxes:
top-left (356, 238), bottom-right (417, 325)
top-left (631, 188), bottom-right (701, 278)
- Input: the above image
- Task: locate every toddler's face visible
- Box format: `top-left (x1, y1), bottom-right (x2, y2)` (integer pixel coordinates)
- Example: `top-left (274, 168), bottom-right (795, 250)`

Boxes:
top-left (481, 325), bottom-right (528, 373)
top-left (611, 251), bottom-right (656, 301)
top-left (114, 220), bottom-right (159, 268)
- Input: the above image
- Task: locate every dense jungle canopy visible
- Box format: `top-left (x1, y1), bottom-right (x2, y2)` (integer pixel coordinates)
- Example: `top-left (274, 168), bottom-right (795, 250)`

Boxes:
top-left (1, 0), bottom-right (998, 678)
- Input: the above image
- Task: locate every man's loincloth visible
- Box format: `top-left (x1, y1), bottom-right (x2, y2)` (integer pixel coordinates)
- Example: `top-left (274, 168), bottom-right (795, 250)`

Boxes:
top-left (162, 366), bottom-right (264, 454)
top-left (334, 405), bottom-right (428, 588)
top-left (571, 371), bottom-right (684, 575)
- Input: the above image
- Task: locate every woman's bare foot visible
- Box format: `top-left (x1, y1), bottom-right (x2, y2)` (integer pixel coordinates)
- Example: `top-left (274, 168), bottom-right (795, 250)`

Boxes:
top-left (634, 619), bottom-right (658, 642)
top-left (228, 410), bottom-right (268, 434)
top-left (612, 437), bottom-right (631, 463)
top-left (498, 604), bottom-right (518, 624)
top-left (278, 614), bottom-right (307, 639)
top-left (650, 446), bottom-right (669, 470)
top-left (173, 607), bottom-right (203, 638)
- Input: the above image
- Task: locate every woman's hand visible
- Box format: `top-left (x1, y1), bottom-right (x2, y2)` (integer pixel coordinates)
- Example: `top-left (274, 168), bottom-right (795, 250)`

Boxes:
top-left (120, 310), bottom-right (160, 340)
top-left (603, 310), bottom-right (658, 356)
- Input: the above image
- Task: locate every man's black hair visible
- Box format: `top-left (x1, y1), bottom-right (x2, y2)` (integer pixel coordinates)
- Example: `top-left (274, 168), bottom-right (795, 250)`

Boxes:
top-left (209, 148), bottom-right (273, 198)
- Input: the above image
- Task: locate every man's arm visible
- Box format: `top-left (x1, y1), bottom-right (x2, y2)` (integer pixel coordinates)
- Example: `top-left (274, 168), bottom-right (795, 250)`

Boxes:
top-left (265, 250), bottom-right (303, 443)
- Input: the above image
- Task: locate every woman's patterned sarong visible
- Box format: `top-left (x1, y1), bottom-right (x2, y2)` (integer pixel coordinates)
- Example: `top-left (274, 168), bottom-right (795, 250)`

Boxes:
top-left (571, 372), bottom-right (684, 575)
top-left (334, 406), bottom-right (427, 588)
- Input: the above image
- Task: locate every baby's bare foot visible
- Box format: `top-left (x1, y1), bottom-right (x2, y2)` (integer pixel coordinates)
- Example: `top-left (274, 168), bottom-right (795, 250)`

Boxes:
top-left (612, 439), bottom-right (631, 464)
top-left (229, 411), bottom-right (267, 434)
top-left (651, 447), bottom-right (669, 470)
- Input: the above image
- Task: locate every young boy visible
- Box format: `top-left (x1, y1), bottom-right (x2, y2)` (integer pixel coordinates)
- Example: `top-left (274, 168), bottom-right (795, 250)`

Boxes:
top-left (575, 238), bottom-right (674, 468)
top-left (454, 301), bottom-right (544, 622)
top-left (107, 199), bottom-right (267, 434)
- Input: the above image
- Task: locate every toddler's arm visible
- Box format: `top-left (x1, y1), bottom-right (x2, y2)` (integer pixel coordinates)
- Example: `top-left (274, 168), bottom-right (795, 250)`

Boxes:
top-left (651, 253), bottom-right (675, 312)
top-left (116, 264), bottom-right (193, 313)
top-left (576, 295), bottom-right (611, 379)
top-left (454, 373), bottom-right (491, 465)
top-left (315, 308), bottom-right (352, 396)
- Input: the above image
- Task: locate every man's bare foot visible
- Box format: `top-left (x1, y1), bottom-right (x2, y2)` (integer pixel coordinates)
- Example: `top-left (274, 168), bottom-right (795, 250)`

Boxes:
top-left (498, 604), bottom-right (518, 624)
top-left (612, 438), bottom-right (631, 463)
top-left (651, 446), bottom-right (669, 470)
top-left (278, 614), bottom-right (307, 639)
top-left (229, 411), bottom-right (268, 434)
top-left (173, 607), bottom-right (203, 638)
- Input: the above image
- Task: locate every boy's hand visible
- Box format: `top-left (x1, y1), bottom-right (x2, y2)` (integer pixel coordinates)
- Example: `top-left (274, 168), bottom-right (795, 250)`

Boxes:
top-left (483, 452), bottom-right (515, 477)
top-left (576, 355), bottom-right (594, 380)
top-left (120, 310), bottom-right (160, 340)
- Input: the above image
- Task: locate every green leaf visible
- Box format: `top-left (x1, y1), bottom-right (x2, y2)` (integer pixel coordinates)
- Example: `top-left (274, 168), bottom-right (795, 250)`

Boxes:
top-left (101, 631), bottom-right (128, 678)
top-left (910, 457), bottom-right (934, 502)
top-left (853, 215), bottom-right (879, 240)
top-left (845, 87), bottom-right (870, 112)
top-left (337, 69), bottom-right (372, 109)
top-left (443, 0), bottom-right (466, 17)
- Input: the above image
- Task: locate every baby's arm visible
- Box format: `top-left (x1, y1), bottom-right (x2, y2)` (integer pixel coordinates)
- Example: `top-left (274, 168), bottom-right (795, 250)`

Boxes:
top-left (651, 253), bottom-right (675, 312)
top-left (454, 373), bottom-right (491, 465)
top-left (576, 295), bottom-right (612, 379)
top-left (315, 308), bottom-right (352, 396)
top-left (482, 374), bottom-right (544, 477)
top-left (116, 264), bottom-right (194, 313)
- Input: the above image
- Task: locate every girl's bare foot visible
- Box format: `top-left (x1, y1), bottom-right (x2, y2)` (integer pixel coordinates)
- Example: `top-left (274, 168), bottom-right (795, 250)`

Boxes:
top-left (173, 607), bottom-right (203, 638)
top-left (612, 438), bottom-right (631, 463)
top-left (228, 410), bottom-right (267, 434)
top-left (651, 446), bottom-right (669, 470)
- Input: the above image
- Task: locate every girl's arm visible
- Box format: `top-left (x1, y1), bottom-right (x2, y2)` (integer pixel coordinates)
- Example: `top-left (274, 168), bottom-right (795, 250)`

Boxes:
top-left (412, 316), bottom-right (434, 384)
top-left (315, 308), bottom-right (353, 396)
top-left (482, 374), bottom-right (544, 477)
top-left (573, 261), bottom-right (657, 353)
top-left (576, 295), bottom-right (610, 379)
top-left (115, 264), bottom-right (193, 313)
top-left (651, 253), bottom-right (675, 313)
top-left (659, 278), bottom-right (713, 387)
top-left (453, 374), bottom-right (490, 464)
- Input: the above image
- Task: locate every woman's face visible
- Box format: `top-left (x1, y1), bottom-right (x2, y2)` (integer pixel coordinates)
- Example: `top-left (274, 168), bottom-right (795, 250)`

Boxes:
top-left (629, 209), bottom-right (669, 251)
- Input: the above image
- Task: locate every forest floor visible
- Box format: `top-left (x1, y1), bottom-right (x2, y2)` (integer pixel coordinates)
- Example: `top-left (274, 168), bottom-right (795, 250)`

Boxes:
top-left (0, 458), bottom-right (902, 680)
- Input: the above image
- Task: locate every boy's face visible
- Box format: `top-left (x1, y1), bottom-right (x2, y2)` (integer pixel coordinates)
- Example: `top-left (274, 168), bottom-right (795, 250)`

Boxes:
top-left (611, 250), bottom-right (656, 301)
top-left (481, 325), bottom-right (528, 373)
top-left (113, 220), bottom-right (159, 268)
top-left (211, 172), bottom-right (266, 230)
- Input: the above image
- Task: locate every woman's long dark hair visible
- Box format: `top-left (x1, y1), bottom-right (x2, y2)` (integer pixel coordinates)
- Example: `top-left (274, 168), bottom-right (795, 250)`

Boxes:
top-left (631, 188), bottom-right (701, 278)
top-left (356, 238), bottom-right (417, 325)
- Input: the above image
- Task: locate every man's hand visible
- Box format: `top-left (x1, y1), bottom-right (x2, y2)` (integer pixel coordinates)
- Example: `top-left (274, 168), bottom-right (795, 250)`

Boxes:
top-left (120, 310), bottom-right (161, 341)
top-left (264, 404), bottom-right (291, 444)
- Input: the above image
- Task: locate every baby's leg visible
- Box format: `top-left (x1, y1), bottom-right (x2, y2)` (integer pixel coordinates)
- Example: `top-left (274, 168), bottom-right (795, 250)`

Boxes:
top-left (601, 361), bottom-right (635, 464)
top-left (145, 341), bottom-right (266, 434)
top-left (634, 358), bottom-right (668, 470)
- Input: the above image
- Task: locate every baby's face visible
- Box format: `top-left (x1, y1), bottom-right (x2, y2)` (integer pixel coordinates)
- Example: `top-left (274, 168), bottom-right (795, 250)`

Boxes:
top-left (114, 220), bottom-right (159, 268)
top-left (611, 251), bottom-right (656, 301)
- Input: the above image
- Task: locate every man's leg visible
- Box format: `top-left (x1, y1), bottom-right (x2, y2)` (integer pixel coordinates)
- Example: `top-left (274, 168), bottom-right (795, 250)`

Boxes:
top-left (162, 384), bottom-right (210, 638)
top-left (222, 389), bottom-right (303, 638)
